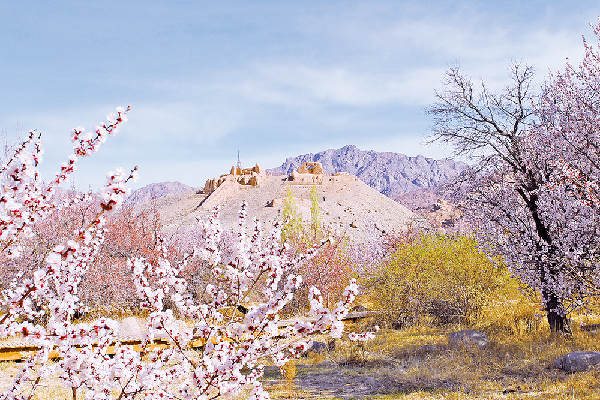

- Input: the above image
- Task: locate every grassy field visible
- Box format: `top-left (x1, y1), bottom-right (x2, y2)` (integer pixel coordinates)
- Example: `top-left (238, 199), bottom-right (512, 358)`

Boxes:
top-left (262, 317), bottom-right (600, 400)
top-left (1, 316), bottom-right (600, 399)
top-left (2, 232), bottom-right (599, 399)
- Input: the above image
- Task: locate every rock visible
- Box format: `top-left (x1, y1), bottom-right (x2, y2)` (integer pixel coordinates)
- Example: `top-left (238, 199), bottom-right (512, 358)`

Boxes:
top-left (448, 329), bottom-right (489, 349)
top-left (555, 351), bottom-right (600, 372)
top-left (303, 341), bottom-right (328, 357)
top-left (309, 341), bottom-right (327, 353)
top-left (350, 305), bottom-right (368, 312)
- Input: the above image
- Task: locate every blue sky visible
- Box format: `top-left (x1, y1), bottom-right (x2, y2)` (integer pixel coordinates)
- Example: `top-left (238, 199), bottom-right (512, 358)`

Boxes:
top-left (1, 1), bottom-right (599, 190)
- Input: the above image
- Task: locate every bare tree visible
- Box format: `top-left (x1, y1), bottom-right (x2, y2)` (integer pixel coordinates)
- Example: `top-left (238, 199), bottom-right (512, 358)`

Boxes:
top-left (428, 63), bottom-right (536, 166)
top-left (427, 62), bottom-right (591, 333)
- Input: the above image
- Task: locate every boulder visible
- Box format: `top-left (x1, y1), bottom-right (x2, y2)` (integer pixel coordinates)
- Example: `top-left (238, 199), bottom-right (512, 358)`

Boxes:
top-left (448, 329), bottom-right (489, 349)
top-left (303, 341), bottom-right (328, 357)
top-left (555, 351), bottom-right (600, 372)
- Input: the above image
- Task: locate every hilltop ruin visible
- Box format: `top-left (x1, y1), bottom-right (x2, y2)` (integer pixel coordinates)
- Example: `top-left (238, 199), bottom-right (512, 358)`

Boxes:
top-left (146, 160), bottom-right (423, 242)
top-left (200, 161), bottom-right (361, 210)
top-left (203, 163), bottom-right (267, 195)
top-left (288, 162), bottom-right (359, 185)
top-left (203, 161), bottom-right (359, 195)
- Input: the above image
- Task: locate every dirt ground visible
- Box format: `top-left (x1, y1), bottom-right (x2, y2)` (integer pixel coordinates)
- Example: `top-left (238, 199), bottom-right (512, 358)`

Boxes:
top-left (262, 361), bottom-right (460, 399)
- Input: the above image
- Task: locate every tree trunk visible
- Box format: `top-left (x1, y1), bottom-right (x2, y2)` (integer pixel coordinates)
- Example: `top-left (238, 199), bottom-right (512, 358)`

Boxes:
top-left (544, 291), bottom-right (571, 334)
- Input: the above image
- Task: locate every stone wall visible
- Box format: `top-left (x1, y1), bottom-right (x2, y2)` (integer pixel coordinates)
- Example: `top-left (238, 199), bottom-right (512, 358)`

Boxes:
top-left (287, 162), bottom-right (358, 185)
top-left (203, 161), bottom-right (359, 198)
top-left (203, 163), bottom-right (266, 195)
top-left (297, 162), bottom-right (323, 174)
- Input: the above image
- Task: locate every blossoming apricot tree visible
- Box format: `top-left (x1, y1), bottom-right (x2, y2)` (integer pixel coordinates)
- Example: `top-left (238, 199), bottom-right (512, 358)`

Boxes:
top-left (428, 20), bottom-right (600, 333)
top-left (0, 108), bottom-right (373, 400)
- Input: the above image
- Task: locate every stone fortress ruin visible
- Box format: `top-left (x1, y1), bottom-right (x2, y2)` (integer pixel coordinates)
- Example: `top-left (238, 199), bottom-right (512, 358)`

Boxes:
top-left (203, 163), bottom-right (266, 195)
top-left (288, 162), bottom-right (358, 185)
top-left (202, 161), bottom-right (359, 197)
top-left (199, 159), bottom-right (359, 209)
top-left (150, 158), bottom-right (420, 242)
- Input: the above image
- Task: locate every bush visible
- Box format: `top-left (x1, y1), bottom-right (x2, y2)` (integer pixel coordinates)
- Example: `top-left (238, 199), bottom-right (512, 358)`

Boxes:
top-left (279, 186), bottom-right (355, 314)
top-left (363, 234), bottom-right (515, 327)
top-left (284, 227), bottom-right (355, 314)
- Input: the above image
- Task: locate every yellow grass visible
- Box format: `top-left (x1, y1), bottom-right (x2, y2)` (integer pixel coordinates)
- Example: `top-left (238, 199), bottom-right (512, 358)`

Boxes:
top-left (4, 303), bottom-right (600, 399)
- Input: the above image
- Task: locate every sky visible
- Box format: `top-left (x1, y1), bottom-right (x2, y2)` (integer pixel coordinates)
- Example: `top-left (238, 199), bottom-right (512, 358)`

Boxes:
top-left (1, 1), bottom-right (599, 190)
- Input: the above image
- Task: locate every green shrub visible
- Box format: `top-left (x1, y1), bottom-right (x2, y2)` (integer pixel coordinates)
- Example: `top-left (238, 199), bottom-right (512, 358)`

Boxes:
top-left (279, 186), bottom-right (355, 315)
top-left (281, 188), bottom-right (304, 243)
top-left (363, 234), bottom-right (517, 327)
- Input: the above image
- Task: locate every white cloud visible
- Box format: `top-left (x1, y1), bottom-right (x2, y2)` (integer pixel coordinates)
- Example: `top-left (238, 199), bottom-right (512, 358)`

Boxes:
top-left (294, 1), bottom-right (592, 89)
top-left (4, 1), bottom-right (600, 190)
top-left (235, 63), bottom-right (443, 109)
top-left (129, 102), bottom-right (243, 146)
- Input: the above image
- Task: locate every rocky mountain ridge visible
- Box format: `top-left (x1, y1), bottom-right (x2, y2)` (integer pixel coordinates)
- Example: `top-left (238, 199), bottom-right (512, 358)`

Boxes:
top-left (267, 145), bottom-right (466, 198)
top-left (126, 181), bottom-right (197, 205)
top-left (124, 146), bottom-right (469, 238)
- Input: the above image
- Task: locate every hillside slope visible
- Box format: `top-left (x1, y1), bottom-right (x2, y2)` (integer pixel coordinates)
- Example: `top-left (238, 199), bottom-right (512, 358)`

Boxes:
top-left (142, 174), bottom-right (422, 241)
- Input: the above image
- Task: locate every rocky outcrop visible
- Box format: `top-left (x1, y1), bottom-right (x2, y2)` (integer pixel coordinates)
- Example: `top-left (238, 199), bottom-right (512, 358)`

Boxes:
top-left (267, 145), bottom-right (467, 198)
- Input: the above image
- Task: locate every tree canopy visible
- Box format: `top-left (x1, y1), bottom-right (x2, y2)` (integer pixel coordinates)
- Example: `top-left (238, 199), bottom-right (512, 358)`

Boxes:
top-left (428, 20), bottom-right (600, 333)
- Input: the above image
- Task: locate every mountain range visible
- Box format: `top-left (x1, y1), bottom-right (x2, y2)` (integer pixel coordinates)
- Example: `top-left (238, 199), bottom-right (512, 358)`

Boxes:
top-left (126, 145), bottom-right (468, 236)
top-left (127, 145), bottom-right (467, 209)
top-left (266, 145), bottom-right (466, 198)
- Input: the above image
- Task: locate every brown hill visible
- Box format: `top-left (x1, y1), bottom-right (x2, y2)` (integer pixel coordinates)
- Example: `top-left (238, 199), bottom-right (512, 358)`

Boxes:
top-left (143, 168), bottom-right (425, 241)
